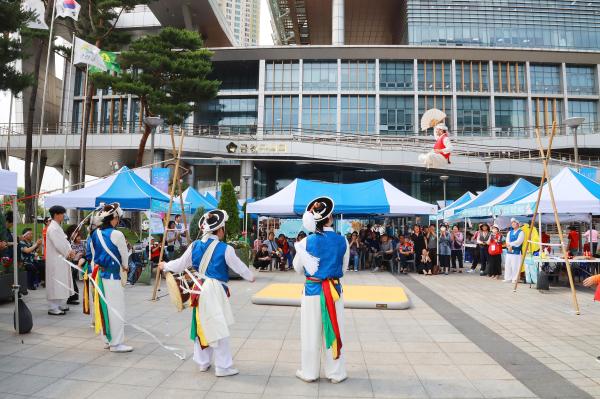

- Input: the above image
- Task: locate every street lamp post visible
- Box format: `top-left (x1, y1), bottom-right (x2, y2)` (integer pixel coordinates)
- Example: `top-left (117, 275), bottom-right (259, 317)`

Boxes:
top-left (440, 175), bottom-right (449, 208)
top-left (484, 160), bottom-right (491, 188)
top-left (242, 174), bottom-right (251, 243)
top-left (564, 117), bottom-right (585, 170)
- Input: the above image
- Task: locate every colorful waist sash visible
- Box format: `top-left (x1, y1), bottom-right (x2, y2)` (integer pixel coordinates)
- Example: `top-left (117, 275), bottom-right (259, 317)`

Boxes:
top-left (306, 277), bottom-right (343, 360)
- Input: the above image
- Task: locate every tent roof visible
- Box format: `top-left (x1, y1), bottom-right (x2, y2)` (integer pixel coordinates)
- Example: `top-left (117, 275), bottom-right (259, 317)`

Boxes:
top-left (437, 191), bottom-right (476, 219)
top-left (247, 178), bottom-right (436, 216)
top-left (44, 167), bottom-right (187, 212)
top-left (460, 179), bottom-right (537, 218)
top-left (496, 168), bottom-right (600, 216)
top-left (203, 192), bottom-right (219, 207)
top-left (182, 187), bottom-right (216, 212)
top-left (0, 169), bottom-right (17, 196)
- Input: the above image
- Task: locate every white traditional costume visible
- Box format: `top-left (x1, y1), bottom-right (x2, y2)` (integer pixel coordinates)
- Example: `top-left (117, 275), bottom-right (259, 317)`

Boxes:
top-left (293, 197), bottom-right (349, 383)
top-left (46, 206), bottom-right (74, 315)
top-left (419, 123), bottom-right (453, 169)
top-left (504, 218), bottom-right (525, 283)
top-left (89, 203), bottom-right (131, 352)
top-left (162, 209), bottom-right (254, 377)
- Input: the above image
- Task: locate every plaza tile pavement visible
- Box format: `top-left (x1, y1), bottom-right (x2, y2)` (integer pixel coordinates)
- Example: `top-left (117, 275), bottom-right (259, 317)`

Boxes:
top-left (0, 268), bottom-right (597, 398)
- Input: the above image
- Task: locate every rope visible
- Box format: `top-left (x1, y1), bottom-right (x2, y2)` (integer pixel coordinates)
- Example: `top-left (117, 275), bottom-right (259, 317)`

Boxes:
top-left (58, 256), bottom-right (187, 360)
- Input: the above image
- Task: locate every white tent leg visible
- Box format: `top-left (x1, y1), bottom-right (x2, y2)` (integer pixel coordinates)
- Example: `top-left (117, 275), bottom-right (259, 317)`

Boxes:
top-left (436, 218), bottom-right (439, 266)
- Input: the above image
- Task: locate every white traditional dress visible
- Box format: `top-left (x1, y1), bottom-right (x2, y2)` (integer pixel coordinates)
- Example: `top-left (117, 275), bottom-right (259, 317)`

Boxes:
top-left (293, 227), bottom-right (349, 382)
top-left (163, 233), bottom-right (254, 374)
top-left (46, 220), bottom-right (73, 311)
top-left (504, 227), bottom-right (525, 283)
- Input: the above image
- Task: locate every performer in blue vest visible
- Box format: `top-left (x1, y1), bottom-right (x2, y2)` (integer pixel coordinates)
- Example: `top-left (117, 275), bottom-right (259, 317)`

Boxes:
top-left (504, 218), bottom-right (525, 283)
top-left (89, 203), bottom-right (132, 352)
top-left (158, 209), bottom-right (255, 377)
top-left (293, 197), bottom-right (348, 384)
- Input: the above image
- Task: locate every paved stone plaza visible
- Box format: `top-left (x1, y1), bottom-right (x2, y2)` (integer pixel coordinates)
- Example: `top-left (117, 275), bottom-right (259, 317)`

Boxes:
top-left (0, 270), bottom-right (600, 398)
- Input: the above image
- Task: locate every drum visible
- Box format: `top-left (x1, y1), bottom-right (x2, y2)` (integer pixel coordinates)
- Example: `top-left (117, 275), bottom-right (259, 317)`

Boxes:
top-left (165, 270), bottom-right (200, 311)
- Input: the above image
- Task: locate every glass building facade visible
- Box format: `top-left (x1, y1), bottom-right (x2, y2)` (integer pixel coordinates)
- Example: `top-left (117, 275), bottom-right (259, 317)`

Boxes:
top-left (406, 0), bottom-right (600, 50)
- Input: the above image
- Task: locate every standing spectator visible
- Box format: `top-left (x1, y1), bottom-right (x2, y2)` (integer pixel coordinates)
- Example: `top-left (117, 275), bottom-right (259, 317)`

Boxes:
top-left (584, 226), bottom-right (597, 254)
top-left (65, 225), bottom-right (86, 305)
top-left (365, 230), bottom-right (380, 269)
top-left (1, 211), bottom-right (15, 258)
top-left (568, 226), bottom-right (580, 255)
top-left (348, 232), bottom-right (361, 272)
top-left (426, 224), bottom-right (438, 271)
top-left (438, 226), bottom-right (452, 275)
top-left (450, 225), bottom-right (464, 272)
top-left (253, 244), bottom-right (271, 271)
top-left (277, 234), bottom-right (292, 270)
top-left (397, 235), bottom-right (414, 274)
top-left (487, 224), bottom-right (504, 279)
top-left (541, 230), bottom-right (551, 254)
top-left (19, 228), bottom-right (43, 290)
top-left (467, 230), bottom-right (480, 272)
top-left (477, 224), bottom-right (491, 276)
top-left (165, 220), bottom-right (179, 259)
top-left (174, 215), bottom-right (187, 248)
top-left (411, 225), bottom-right (426, 270)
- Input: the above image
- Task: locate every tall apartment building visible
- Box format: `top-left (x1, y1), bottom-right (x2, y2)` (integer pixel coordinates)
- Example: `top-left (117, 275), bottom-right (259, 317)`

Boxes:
top-left (218, 0), bottom-right (260, 46)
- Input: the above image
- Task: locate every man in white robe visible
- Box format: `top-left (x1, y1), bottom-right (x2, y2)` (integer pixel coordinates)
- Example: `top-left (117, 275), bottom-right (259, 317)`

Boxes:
top-left (46, 205), bottom-right (75, 315)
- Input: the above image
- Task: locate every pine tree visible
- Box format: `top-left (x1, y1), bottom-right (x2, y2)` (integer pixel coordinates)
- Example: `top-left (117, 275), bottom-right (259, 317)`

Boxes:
top-left (0, 0), bottom-right (35, 94)
top-left (189, 206), bottom-right (205, 241)
top-left (217, 180), bottom-right (240, 241)
top-left (92, 27), bottom-right (220, 166)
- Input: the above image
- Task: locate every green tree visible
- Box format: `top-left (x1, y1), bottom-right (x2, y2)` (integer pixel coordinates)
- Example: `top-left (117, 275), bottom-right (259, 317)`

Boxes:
top-left (189, 206), bottom-right (205, 241)
top-left (217, 180), bottom-right (240, 241)
top-left (0, 0), bottom-right (35, 93)
top-left (92, 27), bottom-right (220, 167)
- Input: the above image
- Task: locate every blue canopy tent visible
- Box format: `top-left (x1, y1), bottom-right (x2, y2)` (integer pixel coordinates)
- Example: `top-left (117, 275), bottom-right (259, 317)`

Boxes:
top-left (247, 178), bottom-right (436, 216)
top-left (459, 179), bottom-right (537, 219)
top-left (181, 187), bottom-right (216, 212)
top-left (445, 185), bottom-right (512, 222)
top-left (203, 192), bottom-right (219, 208)
top-left (45, 166), bottom-right (189, 213)
top-left (433, 191), bottom-right (476, 220)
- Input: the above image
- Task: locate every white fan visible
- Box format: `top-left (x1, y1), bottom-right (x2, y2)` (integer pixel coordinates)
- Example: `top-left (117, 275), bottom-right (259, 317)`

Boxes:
top-left (420, 108), bottom-right (447, 131)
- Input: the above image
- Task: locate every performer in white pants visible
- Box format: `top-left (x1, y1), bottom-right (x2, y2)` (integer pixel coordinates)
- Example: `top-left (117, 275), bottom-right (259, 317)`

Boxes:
top-left (159, 209), bottom-right (255, 377)
top-left (89, 203), bottom-right (132, 352)
top-left (45, 206), bottom-right (75, 315)
top-left (504, 218), bottom-right (525, 283)
top-left (294, 196), bottom-right (348, 384)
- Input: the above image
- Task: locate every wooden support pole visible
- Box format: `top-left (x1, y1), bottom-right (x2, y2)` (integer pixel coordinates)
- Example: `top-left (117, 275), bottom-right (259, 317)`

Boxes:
top-left (151, 126), bottom-right (186, 301)
top-left (169, 128), bottom-right (189, 237)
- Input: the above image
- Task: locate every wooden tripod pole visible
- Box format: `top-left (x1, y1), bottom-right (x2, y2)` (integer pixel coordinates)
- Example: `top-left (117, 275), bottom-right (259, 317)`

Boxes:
top-left (169, 128), bottom-right (189, 241)
top-left (151, 127), bottom-right (186, 301)
top-left (513, 124), bottom-right (557, 292)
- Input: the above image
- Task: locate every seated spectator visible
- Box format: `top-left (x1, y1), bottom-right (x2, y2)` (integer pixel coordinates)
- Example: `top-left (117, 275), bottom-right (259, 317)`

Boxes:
top-left (149, 236), bottom-right (168, 264)
top-left (278, 234), bottom-right (292, 270)
top-left (348, 231), bottom-right (361, 272)
top-left (19, 228), bottom-right (44, 290)
top-left (420, 249), bottom-right (433, 275)
top-left (365, 231), bottom-right (380, 269)
top-left (127, 242), bottom-right (143, 285)
top-left (373, 234), bottom-right (394, 272)
top-left (263, 232), bottom-right (282, 271)
top-left (396, 235), bottom-right (414, 275)
top-left (253, 244), bottom-right (271, 271)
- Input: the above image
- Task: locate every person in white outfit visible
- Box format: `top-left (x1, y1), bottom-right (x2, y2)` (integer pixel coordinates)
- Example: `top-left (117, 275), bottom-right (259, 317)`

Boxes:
top-left (45, 205), bottom-right (75, 315)
top-left (293, 196), bottom-right (348, 384)
top-left (89, 203), bottom-right (132, 352)
top-left (158, 209), bottom-right (255, 377)
top-left (504, 218), bottom-right (525, 283)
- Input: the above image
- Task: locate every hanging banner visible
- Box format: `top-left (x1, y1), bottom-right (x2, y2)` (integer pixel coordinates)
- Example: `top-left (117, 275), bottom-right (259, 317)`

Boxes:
top-left (151, 168), bottom-right (170, 193)
top-left (146, 211), bottom-right (165, 234)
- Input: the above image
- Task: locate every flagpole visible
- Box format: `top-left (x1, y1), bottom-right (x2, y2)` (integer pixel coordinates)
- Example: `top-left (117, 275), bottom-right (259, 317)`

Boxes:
top-left (62, 33), bottom-right (76, 193)
top-left (78, 64), bottom-right (89, 205)
top-left (34, 0), bottom-right (57, 237)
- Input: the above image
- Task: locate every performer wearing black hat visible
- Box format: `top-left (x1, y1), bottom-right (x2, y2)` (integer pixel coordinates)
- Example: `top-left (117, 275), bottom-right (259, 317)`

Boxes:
top-left (158, 209), bottom-right (255, 377)
top-left (293, 197), bottom-right (348, 384)
top-left (46, 205), bottom-right (75, 315)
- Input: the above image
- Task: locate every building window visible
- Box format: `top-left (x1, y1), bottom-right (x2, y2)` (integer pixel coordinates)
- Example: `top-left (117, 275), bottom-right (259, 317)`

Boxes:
top-left (418, 95), bottom-right (452, 132)
top-left (380, 61), bottom-right (413, 90)
top-left (456, 97), bottom-right (490, 136)
top-left (210, 61), bottom-right (259, 92)
top-left (131, 99), bottom-right (144, 132)
top-left (74, 68), bottom-right (84, 96)
top-left (456, 61), bottom-right (489, 92)
top-left (303, 61), bottom-right (337, 91)
top-left (569, 100), bottom-right (598, 134)
top-left (264, 95), bottom-right (299, 133)
top-left (493, 62), bottom-right (525, 93)
top-left (302, 95), bottom-right (337, 133)
top-left (196, 97), bottom-right (258, 133)
top-left (418, 60), bottom-right (451, 92)
top-left (494, 98), bottom-right (527, 137)
top-left (530, 64), bottom-right (561, 94)
top-left (379, 96), bottom-right (414, 135)
top-left (341, 61), bottom-right (375, 91)
top-left (340, 95), bottom-right (375, 133)
top-left (72, 100), bottom-right (82, 134)
top-left (567, 66), bottom-right (597, 95)
top-left (533, 97), bottom-right (563, 135)
top-left (265, 61), bottom-right (299, 91)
